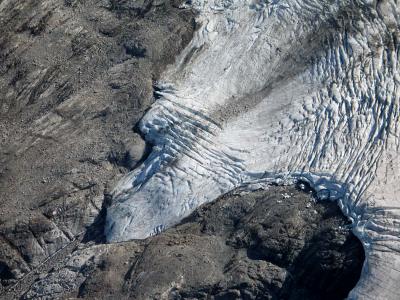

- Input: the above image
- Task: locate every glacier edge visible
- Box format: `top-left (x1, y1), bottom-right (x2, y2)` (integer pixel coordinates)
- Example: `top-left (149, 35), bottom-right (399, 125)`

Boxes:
top-left (106, 0), bottom-right (400, 298)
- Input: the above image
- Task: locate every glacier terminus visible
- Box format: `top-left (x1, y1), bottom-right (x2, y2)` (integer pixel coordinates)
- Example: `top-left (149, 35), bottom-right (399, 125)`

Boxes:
top-left (105, 0), bottom-right (400, 298)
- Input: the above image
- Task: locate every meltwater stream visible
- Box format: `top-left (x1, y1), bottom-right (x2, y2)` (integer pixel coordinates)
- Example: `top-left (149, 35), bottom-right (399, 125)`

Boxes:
top-left (105, 0), bottom-right (400, 298)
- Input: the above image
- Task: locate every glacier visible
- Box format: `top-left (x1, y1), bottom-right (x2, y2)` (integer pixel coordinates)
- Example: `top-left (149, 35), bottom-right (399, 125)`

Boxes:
top-left (105, 0), bottom-right (400, 298)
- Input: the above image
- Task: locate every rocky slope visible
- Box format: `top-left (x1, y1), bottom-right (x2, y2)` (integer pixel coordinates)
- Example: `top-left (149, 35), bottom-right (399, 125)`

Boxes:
top-left (5, 185), bottom-right (363, 299)
top-left (0, 0), bottom-right (195, 287)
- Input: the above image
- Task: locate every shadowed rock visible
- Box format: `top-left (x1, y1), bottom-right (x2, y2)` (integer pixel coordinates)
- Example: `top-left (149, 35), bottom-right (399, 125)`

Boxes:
top-left (21, 186), bottom-right (364, 299)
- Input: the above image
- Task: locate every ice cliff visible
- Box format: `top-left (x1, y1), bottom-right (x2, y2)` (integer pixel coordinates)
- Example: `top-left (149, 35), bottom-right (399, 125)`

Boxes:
top-left (105, 0), bottom-right (400, 298)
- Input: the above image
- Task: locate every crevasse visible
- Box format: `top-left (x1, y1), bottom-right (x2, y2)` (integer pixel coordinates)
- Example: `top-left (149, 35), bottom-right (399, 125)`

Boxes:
top-left (105, 0), bottom-right (400, 298)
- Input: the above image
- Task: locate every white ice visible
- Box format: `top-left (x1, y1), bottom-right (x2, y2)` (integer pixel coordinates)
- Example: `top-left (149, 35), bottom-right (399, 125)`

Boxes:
top-left (106, 0), bottom-right (400, 298)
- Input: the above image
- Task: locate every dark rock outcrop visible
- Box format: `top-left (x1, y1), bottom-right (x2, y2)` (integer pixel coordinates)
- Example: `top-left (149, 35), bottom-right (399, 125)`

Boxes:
top-left (16, 185), bottom-right (364, 299)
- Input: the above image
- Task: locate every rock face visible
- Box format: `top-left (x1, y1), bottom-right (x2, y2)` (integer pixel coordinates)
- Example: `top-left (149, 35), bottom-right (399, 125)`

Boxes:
top-left (0, 0), bottom-right (196, 287)
top-left (15, 186), bottom-right (364, 299)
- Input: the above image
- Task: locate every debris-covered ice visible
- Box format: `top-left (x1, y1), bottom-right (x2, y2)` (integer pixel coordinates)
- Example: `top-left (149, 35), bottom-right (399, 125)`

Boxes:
top-left (106, 0), bottom-right (400, 298)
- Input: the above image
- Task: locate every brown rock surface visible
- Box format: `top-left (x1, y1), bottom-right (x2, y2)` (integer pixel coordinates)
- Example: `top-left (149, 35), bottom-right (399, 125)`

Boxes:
top-left (0, 0), bottom-right (196, 286)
